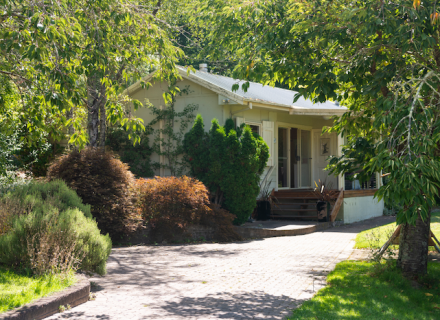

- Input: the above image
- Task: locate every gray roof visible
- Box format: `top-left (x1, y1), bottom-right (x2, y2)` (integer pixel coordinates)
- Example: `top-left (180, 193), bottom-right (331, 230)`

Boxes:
top-left (178, 66), bottom-right (346, 114)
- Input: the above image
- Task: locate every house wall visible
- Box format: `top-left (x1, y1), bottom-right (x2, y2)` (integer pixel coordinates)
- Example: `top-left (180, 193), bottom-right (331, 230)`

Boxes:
top-left (338, 196), bottom-right (384, 224)
top-left (129, 78), bottom-right (338, 191)
top-left (129, 79), bottom-right (222, 176)
top-left (225, 105), bottom-right (336, 192)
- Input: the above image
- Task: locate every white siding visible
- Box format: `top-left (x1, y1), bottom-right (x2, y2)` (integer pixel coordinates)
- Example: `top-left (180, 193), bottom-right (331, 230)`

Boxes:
top-left (340, 196), bottom-right (384, 224)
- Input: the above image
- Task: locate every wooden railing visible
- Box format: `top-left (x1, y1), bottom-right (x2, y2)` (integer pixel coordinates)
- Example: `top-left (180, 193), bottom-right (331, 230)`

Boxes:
top-left (330, 188), bottom-right (344, 222)
top-left (343, 189), bottom-right (377, 198)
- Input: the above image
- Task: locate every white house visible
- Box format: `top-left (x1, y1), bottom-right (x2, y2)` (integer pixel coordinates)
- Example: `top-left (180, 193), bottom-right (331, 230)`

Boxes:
top-left (124, 64), bottom-right (384, 224)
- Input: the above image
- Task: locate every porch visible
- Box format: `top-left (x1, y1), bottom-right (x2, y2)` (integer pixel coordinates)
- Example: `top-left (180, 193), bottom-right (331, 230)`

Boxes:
top-left (259, 188), bottom-right (383, 225)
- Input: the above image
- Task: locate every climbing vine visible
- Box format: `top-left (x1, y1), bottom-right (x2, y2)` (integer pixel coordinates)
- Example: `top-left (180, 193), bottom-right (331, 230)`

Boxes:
top-left (145, 86), bottom-right (198, 176)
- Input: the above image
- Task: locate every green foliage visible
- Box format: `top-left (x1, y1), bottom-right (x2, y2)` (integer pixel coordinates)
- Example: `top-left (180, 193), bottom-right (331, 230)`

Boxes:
top-left (0, 266), bottom-right (76, 313)
top-left (288, 261), bottom-right (440, 319)
top-left (327, 137), bottom-right (376, 186)
top-left (0, 208), bottom-right (111, 276)
top-left (47, 148), bottom-right (140, 239)
top-left (183, 115), bottom-right (269, 224)
top-left (106, 126), bottom-right (154, 178)
top-left (145, 86), bottom-right (198, 176)
top-left (0, 180), bottom-right (111, 275)
top-left (1, 180), bottom-right (91, 219)
top-left (1, 0), bottom-right (182, 149)
top-left (194, 0), bottom-right (440, 226)
top-left (182, 114), bottom-right (210, 182)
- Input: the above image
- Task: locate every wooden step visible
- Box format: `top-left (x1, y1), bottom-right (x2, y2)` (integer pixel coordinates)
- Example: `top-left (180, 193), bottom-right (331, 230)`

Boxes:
top-left (270, 215), bottom-right (319, 220)
top-left (272, 207), bottom-right (316, 212)
top-left (273, 194), bottom-right (319, 200)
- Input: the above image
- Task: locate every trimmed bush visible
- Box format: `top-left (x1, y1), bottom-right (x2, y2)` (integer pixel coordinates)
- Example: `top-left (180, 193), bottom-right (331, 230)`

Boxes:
top-left (183, 116), bottom-right (269, 224)
top-left (47, 147), bottom-right (140, 239)
top-left (0, 180), bottom-right (111, 275)
top-left (135, 176), bottom-right (241, 242)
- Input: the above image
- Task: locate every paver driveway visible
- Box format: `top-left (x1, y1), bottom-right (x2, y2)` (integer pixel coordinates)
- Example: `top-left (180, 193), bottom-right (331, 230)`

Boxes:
top-left (47, 217), bottom-right (394, 320)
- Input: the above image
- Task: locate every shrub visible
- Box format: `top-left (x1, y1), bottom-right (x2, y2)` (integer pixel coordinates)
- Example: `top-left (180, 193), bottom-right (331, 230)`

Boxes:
top-left (106, 126), bottom-right (154, 178)
top-left (183, 116), bottom-right (269, 224)
top-left (0, 198), bottom-right (22, 236)
top-left (135, 176), bottom-right (241, 242)
top-left (0, 208), bottom-right (111, 275)
top-left (202, 204), bottom-right (242, 242)
top-left (47, 147), bottom-right (140, 239)
top-left (136, 176), bottom-right (210, 242)
top-left (0, 180), bottom-right (111, 275)
top-left (1, 179), bottom-right (92, 218)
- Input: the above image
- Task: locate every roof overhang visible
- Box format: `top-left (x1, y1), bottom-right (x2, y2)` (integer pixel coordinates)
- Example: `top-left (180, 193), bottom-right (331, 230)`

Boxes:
top-left (289, 107), bottom-right (346, 116)
top-left (122, 67), bottom-right (348, 116)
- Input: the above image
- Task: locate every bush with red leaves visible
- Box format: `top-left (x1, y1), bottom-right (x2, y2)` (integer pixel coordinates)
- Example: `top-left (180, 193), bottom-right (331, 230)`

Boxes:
top-left (135, 176), bottom-right (241, 242)
top-left (47, 147), bottom-right (141, 240)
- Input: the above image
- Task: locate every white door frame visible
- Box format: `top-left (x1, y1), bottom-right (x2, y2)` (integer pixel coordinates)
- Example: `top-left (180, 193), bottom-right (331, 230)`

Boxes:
top-left (276, 122), bottom-right (313, 189)
top-left (311, 129), bottom-right (339, 189)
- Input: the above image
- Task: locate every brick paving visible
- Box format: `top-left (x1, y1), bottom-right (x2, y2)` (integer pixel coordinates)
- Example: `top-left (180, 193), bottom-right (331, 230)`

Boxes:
top-left (46, 216), bottom-right (394, 320)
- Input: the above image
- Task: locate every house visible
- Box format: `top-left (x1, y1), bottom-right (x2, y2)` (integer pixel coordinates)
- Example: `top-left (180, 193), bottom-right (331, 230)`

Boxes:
top-left (124, 64), bottom-right (384, 224)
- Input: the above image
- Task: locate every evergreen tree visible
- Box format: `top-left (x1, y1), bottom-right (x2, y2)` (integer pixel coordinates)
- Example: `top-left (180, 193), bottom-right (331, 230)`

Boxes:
top-left (183, 115), bottom-right (269, 224)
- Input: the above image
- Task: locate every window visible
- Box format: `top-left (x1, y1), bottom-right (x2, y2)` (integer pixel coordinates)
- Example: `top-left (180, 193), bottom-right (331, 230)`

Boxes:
top-left (245, 122), bottom-right (261, 136)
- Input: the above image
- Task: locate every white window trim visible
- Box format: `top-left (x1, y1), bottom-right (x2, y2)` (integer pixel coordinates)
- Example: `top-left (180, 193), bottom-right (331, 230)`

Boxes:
top-left (245, 121), bottom-right (262, 135)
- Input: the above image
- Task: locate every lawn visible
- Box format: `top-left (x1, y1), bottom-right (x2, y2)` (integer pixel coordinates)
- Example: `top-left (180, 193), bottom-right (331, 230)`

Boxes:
top-left (288, 261), bottom-right (440, 320)
top-left (0, 267), bottom-right (76, 313)
top-left (355, 210), bottom-right (440, 249)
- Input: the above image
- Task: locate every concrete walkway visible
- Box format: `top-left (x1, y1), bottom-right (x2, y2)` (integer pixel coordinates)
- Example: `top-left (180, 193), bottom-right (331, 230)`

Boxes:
top-left (46, 216), bottom-right (395, 320)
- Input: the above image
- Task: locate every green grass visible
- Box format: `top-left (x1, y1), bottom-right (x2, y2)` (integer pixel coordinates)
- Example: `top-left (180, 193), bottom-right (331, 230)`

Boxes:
top-left (355, 210), bottom-right (440, 249)
top-left (0, 267), bottom-right (76, 313)
top-left (288, 261), bottom-right (440, 320)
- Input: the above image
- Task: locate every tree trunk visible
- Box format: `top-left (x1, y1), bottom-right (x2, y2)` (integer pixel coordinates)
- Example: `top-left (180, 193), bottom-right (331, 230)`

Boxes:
top-left (99, 84), bottom-right (107, 148)
top-left (397, 211), bottom-right (431, 278)
top-left (87, 75), bottom-right (106, 147)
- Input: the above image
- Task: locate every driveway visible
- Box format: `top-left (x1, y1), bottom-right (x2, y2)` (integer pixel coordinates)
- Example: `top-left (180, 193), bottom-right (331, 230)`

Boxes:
top-left (47, 216), bottom-right (395, 320)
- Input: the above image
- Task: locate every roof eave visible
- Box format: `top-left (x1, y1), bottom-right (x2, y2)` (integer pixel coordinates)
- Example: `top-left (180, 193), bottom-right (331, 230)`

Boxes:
top-left (177, 68), bottom-right (246, 105)
top-left (289, 108), bottom-right (347, 116)
top-left (121, 71), bottom-right (158, 96)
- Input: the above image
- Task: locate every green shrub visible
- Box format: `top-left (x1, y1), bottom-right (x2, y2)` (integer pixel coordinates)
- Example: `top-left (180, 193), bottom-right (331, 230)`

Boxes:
top-left (0, 208), bottom-right (111, 275)
top-left (1, 179), bottom-right (92, 218)
top-left (183, 116), bottom-right (269, 224)
top-left (0, 180), bottom-right (111, 275)
top-left (47, 147), bottom-right (140, 239)
top-left (106, 126), bottom-right (154, 178)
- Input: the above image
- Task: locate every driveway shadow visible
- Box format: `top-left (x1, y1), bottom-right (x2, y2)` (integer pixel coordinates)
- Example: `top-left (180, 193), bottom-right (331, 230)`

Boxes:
top-left (154, 291), bottom-right (303, 320)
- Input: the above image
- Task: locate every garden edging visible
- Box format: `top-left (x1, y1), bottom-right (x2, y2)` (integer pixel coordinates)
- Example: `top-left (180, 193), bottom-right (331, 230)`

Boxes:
top-left (235, 221), bottom-right (330, 239)
top-left (0, 275), bottom-right (90, 320)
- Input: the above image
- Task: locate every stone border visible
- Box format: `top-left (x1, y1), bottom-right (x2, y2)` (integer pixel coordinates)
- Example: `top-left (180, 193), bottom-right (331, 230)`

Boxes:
top-left (0, 275), bottom-right (90, 320)
top-left (235, 222), bottom-right (330, 239)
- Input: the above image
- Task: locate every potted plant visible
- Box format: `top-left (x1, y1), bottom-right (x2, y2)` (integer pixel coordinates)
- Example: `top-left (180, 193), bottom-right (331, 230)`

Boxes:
top-left (313, 179), bottom-right (339, 222)
top-left (256, 179), bottom-right (273, 221)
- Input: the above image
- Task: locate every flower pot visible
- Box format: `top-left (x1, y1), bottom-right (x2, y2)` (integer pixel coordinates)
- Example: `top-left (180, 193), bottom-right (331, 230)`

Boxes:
top-left (256, 200), bottom-right (271, 221)
top-left (317, 200), bottom-right (328, 222)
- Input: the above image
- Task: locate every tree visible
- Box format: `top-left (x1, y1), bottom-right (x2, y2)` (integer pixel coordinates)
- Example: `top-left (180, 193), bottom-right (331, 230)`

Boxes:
top-left (193, 0), bottom-right (440, 277)
top-left (183, 116), bottom-right (269, 224)
top-left (0, 0), bottom-right (182, 149)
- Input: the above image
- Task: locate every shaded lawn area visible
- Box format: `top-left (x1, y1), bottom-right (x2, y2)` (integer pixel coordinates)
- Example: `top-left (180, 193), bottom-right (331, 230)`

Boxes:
top-left (355, 210), bottom-right (440, 249)
top-left (288, 261), bottom-right (440, 320)
top-left (0, 267), bottom-right (76, 313)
